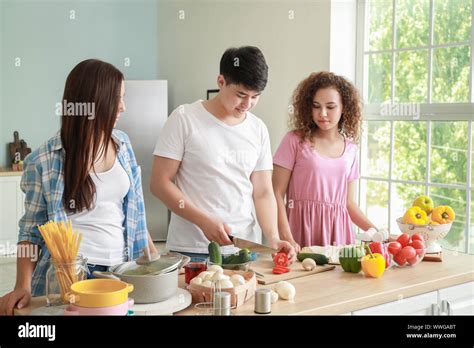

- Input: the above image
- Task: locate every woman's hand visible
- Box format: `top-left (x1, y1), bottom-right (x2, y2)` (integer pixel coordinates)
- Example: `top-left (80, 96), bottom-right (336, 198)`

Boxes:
top-left (198, 217), bottom-right (233, 246)
top-left (0, 288), bottom-right (31, 316)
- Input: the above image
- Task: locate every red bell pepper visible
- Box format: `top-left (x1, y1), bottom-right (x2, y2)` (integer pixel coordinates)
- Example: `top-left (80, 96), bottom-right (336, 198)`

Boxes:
top-left (368, 242), bottom-right (391, 268)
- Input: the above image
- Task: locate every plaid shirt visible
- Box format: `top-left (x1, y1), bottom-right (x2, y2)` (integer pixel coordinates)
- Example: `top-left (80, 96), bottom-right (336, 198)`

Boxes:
top-left (18, 129), bottom-right (149, 296)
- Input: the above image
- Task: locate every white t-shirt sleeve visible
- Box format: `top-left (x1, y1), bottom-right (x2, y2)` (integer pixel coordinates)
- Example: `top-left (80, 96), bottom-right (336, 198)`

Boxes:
top-left (153, 107), bottom-right (187, 161)
top-left (253, 119), bottom-right (273, 172)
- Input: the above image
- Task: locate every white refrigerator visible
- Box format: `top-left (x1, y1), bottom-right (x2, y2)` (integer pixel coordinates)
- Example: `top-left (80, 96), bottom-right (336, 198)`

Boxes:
top-left (116, 80), bottom-right (169, 241)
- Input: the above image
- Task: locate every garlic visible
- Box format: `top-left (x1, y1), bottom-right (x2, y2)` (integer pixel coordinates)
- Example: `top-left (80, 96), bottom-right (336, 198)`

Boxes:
top-left (201, 280), bottom-right (212, 288)
top-left (207, 265), bottom-right (224, 274)
top-left (211, 272), bottom-right (229, 282)
top-left (190, 277), bottom-right (202, 285)
top-left (302, 258), bottom-right (316, 271)
top-left (274, 281), bottom-right (296, 301)
top-left (372, 232), bottom-right (384, 243)
top-left (230, 274), bottom-right (246, 286)
top-left (270, 290), bottom-right (279, 303)
top-left (197, 271), bottom-right (213, 280)
top-left (218, 279), bottom-right (234, 289)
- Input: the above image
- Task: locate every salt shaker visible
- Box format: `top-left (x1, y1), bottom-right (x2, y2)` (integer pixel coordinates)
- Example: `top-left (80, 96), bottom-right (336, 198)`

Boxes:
top-left (254, 289), bottom-right (272, 314)
top-left (213, 292), bottom-right (231, 316)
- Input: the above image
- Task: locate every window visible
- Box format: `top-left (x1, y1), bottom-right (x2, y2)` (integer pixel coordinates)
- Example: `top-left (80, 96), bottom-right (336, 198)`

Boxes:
top-left (356, 0), bottom-right (473, 253)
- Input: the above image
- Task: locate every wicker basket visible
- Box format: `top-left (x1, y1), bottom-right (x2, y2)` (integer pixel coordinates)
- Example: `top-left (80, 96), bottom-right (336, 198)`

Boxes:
top-left (186, 270), bottom-right (256, 307)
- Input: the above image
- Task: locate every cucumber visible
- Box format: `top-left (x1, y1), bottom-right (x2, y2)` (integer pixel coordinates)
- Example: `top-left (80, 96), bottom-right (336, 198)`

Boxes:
top-left (222, 254), bottom-right (239, 264)
top-left (297, 253), bottom-right (329, 265)
top-left (237, 249), bottom-right (251, 263)
top-left (222, 249), bottom-right (251, 264)
top-left (208, 241), bottom-right (222, 265)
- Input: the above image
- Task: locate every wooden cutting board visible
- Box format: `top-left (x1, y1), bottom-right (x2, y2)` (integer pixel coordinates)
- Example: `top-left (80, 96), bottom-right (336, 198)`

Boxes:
top-left (250, 259), bottom-right (335, 285)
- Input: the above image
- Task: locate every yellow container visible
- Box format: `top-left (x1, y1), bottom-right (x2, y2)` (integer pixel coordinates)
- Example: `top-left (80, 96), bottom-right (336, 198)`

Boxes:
top-left (68, 279), bottom-right (134, 308)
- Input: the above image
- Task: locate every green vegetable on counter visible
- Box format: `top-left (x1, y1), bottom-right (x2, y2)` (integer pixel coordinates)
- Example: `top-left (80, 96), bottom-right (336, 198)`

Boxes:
top-left (338, 245), bottom-right (365, 273)
top-left (296, 253), bottom-right (329, 265)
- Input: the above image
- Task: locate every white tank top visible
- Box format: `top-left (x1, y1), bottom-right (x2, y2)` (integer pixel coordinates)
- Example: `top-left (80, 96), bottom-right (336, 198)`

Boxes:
top-left (68, 158), bottom-right (130, 266)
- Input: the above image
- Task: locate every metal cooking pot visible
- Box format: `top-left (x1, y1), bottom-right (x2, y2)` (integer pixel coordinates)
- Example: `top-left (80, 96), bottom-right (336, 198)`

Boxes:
top-left (93, 252), bottom-right (190, 304)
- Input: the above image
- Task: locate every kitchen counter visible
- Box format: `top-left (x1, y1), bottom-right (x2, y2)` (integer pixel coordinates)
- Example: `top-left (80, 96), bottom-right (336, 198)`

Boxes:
top-left (15, 250), bottom-right (474, 315)
top-left (177, 250), bottom-right (474, 315)
top-left (0, 169), bottom-right (22, 177)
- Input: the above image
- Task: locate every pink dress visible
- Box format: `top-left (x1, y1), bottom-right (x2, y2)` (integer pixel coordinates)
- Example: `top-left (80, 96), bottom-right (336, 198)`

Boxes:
top-left (273, 131), bottom-right (360, 247)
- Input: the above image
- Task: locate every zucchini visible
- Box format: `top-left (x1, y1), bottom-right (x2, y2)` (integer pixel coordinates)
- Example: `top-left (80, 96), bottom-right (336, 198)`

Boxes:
top-left (297, 253), bottom-right (329, 265)
top-left (208, 241), bottom-right (222, 265)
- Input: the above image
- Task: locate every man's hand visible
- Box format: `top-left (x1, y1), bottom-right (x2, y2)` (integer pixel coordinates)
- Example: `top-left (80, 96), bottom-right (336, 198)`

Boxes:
top-left (198, 217), bottom-right (233, 246)
top-left (274, 240), bottom-right (296, 264)
top-left (0, 288), bottom-right (31, 316)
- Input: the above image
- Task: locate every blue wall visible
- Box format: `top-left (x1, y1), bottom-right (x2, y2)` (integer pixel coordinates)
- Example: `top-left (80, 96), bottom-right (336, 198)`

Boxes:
top-left (0, 0), bottom-right (158, 167)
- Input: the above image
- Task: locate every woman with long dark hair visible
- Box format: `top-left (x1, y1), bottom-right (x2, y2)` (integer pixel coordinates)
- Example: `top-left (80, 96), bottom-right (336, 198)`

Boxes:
top-left (0, 59), bottom-right (156, 315)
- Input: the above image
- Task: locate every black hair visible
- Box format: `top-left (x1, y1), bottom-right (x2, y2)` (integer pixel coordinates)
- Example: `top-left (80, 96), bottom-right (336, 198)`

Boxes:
top-left (219, 46), bottom-right (268, 92)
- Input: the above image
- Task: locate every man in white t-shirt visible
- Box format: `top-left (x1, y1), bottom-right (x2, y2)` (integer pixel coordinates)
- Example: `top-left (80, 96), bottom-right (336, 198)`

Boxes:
top-left (150, 46), bottom-right (295, 260)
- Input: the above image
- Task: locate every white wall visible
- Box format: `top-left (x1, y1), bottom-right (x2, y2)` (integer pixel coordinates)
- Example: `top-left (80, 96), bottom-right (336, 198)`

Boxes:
top-left (156, 0), bottom-right (332, 151)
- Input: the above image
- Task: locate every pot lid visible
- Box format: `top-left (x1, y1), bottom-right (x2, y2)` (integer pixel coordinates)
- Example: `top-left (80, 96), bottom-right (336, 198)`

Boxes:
top-left (112, 252), bottom-right (188, 276)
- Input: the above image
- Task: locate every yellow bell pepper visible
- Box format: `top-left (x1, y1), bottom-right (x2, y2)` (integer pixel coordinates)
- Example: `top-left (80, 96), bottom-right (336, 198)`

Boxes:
top-left (361, 245), bottom-right (385, 278)
top-left (403, 206), bottom-right (429, 225)
top-left (431, 206), bottom-right (455, 224)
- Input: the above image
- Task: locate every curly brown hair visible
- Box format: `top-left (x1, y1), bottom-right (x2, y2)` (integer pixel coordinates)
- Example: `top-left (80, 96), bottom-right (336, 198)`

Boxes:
top-left (289, 71), bottom-right (362, 143)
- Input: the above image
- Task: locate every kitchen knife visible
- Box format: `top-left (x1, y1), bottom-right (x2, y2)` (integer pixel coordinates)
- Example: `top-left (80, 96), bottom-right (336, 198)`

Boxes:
top-left (228, 235), bottom-right (278, 254)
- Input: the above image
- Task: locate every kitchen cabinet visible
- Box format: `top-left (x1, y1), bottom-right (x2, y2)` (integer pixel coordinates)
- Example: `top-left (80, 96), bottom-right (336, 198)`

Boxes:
top-left (352, 291), bottom-right (438, 315)
top-left (352, 281), bottom-right (474, 315)
top-left (438, 281), bottom-right (474, 315)
top-left (0, 174), bottom-right (24, 256)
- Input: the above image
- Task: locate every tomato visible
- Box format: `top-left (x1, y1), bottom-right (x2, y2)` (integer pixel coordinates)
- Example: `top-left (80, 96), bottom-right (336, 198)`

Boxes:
top-left (400, 246), bottom-right (416, 260)
top-left (273, 252), bottom-right (289, 267)
top-left (411, 233), bottom-right (425, 243)
top-left (393, 253), bottom-right (407, 266)
top-left (272, 266), bottom-right (290, 274)
top-left (387, 242), bottom-right (402, 255)
top-left (397, 233), bottom-right (411, 247)
top-left (407, 256), bottom-right (419, 265)
top-left (409, 240), bottom-right (425, 251)
top-left (368, 242), bottom-right (383, 255)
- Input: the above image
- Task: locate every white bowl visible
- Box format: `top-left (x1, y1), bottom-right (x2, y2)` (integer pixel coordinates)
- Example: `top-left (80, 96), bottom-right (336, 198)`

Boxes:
top-left (396, 217), bottom-right (453, 253)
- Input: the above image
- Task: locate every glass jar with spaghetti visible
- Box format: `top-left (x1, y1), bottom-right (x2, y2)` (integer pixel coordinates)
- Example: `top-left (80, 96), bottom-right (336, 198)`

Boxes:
top-left (46, 254), bottom-right (88, 306)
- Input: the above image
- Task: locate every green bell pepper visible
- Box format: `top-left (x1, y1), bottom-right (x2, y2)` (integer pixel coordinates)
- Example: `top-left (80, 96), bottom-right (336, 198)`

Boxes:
top-left (339, 245), bottom-right (365, 273)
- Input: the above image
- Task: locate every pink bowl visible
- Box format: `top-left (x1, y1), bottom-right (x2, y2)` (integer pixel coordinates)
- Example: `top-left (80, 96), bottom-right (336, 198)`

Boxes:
top-left (64, 298), bottom-right (134, 316)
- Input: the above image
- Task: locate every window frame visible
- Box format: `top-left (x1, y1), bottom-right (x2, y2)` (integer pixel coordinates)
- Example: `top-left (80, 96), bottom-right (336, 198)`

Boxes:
top-left (355, 0), bottom-right (474, 253)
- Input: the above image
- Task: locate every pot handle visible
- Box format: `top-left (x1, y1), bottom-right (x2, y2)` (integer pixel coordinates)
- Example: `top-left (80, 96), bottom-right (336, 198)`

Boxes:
top-left (92, 271), bottom-right (121, 281)
top-left (126, 283), bottom-right (134, 293)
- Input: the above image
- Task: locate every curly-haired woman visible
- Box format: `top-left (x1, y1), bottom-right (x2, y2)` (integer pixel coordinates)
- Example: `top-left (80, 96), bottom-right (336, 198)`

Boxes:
top-left (272, 72), bottom-right (376, 251)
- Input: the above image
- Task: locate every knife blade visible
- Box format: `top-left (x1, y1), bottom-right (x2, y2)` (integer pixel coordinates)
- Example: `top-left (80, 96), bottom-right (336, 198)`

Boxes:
top-left (228, 235), bottom-right (278, 254)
